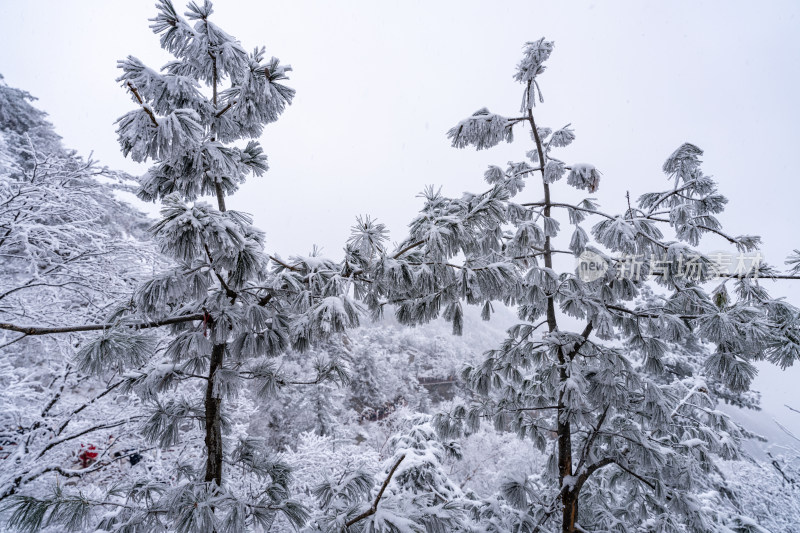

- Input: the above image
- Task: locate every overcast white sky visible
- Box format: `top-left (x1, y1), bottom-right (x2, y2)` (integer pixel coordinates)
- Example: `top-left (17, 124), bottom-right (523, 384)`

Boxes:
top-left (1, 0), bottom-right (799, 438)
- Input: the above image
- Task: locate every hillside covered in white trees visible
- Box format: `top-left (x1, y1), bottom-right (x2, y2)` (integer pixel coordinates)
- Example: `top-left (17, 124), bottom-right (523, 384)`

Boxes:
top-left (1, 2), bottom-right (800, 532)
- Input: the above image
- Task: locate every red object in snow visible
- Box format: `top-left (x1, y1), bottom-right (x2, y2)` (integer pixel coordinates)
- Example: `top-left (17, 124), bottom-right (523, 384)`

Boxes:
top-left (78, 444), bottom-right (99, 468)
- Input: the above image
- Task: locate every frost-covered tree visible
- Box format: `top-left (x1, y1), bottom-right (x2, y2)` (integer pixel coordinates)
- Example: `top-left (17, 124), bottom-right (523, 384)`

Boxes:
top-left (1, 2), bottom-right (361, 531)
top-left (0, 76), bottom-right (158, 507)
top-left (353, 39), bottom-right (800, 532)
top-left (0, 74), bottom-right (62, 170)
top-left (0, 75), bottom-right (152, 331)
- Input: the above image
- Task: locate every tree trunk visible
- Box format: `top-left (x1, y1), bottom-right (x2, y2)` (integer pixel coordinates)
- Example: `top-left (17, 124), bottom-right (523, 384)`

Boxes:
top-left (205, 56), bottom-right (226, 486)
top-left (528, 99), bottom-right (578, 533)
top-left (557, 362), bottom-right (576, 532)
top-left (204, 342), bottom-right (224, 485)
top-left (203, 49), bottom-right (228, 487)
top-left (561, 488), bottom-right (578, 533)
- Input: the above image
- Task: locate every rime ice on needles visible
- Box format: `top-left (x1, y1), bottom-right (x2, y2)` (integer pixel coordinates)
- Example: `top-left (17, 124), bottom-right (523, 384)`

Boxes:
top-left (447, 108), bottom-right (514, 151)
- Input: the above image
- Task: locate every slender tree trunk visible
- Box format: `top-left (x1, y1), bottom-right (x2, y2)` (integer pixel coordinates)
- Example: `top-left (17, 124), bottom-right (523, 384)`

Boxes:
top-left (204, 185), bottom-right (227, 487)
top-left (528, 98), bottom-right (577, 533)
top-left (203, 42), bottom-right (228, 488)
top-left (205, 182), bottom-right (227, 486)
top-left (204, 342), bottom-right (225, 485)
top-left (556, 348), bottom-right (575, 532)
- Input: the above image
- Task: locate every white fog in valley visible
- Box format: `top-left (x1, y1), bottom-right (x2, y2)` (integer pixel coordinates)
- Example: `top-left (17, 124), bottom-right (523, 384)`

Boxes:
top-left (1, 1), bottom-right (799, 531)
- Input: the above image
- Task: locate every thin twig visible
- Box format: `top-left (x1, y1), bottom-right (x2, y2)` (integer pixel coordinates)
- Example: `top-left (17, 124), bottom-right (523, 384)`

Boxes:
top-left (0, 333), bottom-right (27, 350)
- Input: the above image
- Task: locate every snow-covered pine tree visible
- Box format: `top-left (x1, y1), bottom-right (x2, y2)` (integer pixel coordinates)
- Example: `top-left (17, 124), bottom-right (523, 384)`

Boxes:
top-left (353, 39), bottom-right (800, 532)
top-left (1, 2), bottom-right (362, 531)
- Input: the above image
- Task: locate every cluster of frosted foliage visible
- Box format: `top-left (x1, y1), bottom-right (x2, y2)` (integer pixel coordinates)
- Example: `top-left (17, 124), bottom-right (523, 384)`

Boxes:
top-left (447, 108), bottom-right (514, 151)
top-left (346, 39), bottom-right (800, 532)
top-left (514, 38), bottom-right (553, 110)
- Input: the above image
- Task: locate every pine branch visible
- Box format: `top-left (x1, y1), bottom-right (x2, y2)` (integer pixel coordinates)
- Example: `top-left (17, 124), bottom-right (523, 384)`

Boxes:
top-left (522, 201), bottom-right (614, 221)
top-left (569, 322), bottom-right (594, 360)
top-left (0, 313), bottom-right (204, 336)
top-left (215, 100), bottom-right (235, 118)
top-left (39, 367), bottom-right (71, 419)
top-left (345, 454), bottom-right (406, 528)
top-left (767, 452), bottom-right (797, 486)
top-left (644, 215), bottom-right (739, 245)
top-left (576, 406), bottom-right (608, 475)
top-left (345, 239), bottom-right (427, 279)
top-left (605, 304), bottom-right (699, 321)
top-left (608, 460), bottom-right (656, 490)
top-left (0, 280), bottom-right (101, 302)
top-left (203, 243), bottom-right (237, 300)
top-left (644, 181), bottom-right (701, 215)
top-left (125, 82), bottom-right (158, 127)
top-left (269, 255), bottom-right (301, 272)
top-left (575, 457), bottom-right (613, 490)
top-left (392, 239), bottom-right (425, 259)
top-left (720, 272), bottom-right (800, 281)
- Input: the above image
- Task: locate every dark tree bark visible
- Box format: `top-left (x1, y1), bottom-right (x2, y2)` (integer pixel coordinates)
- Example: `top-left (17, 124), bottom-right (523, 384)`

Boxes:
top-left (561, 490), bottom-right (578, 533)
top-left (202, 43), bottom-right (228, 489)
top-left (204, 342), bottom-right (225, 485)
top-left (529, 94), bottom-right (579, 533)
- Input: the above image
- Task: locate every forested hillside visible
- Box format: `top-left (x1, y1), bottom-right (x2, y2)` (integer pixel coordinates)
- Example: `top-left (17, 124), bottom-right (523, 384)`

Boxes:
top-left (0, 74), bottom-right (161, 505)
